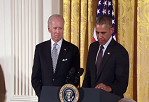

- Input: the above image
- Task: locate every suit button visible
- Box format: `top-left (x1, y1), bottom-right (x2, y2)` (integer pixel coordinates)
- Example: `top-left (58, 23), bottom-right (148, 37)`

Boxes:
top-left (53, 79), bottom-right (55, 81)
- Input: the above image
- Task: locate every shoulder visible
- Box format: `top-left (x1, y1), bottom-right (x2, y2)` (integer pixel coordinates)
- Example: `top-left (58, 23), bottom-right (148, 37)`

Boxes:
top-left (36, 40), bottom-right (51, 49)
top-left (114, 41), bottom-right (128, 53)
top-left (109, 41), bottom-right (129, 60)
top-left (63, 40), bottom-right (79, 49)
top-left (109, 39), bottom-right (128, 54)
top-left (88, 41), bottom-right (99, 51)
top-left (89, 41), bottom-right (99, 47)
top-left (37, 40), bottom-right (50, 46)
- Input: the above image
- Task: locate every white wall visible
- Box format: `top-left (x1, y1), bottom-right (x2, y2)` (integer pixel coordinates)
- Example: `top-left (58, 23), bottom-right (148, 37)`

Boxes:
top-left (43, 0), bottom-right (63, 41)
top-left (0, 0), bottom-right (62, 102)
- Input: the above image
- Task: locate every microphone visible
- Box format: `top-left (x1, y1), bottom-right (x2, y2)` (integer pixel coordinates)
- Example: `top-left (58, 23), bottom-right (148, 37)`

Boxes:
top-left (65, 67), bottom-right (76, 84)
top-left (74, 68), bottom-right (84, 87)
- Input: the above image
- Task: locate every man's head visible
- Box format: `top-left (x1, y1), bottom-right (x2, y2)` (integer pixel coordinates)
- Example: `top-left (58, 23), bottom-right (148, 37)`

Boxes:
top-left (48, 14), bottom-right (64, 43)
top-left (96, 15), bottom-right (114, 45)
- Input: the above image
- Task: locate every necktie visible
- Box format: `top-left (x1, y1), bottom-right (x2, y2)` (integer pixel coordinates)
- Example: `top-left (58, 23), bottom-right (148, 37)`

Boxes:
top-left (52, 43), bottom-right (58, 73)
top-left (96, 45), bottom-right (104, 73)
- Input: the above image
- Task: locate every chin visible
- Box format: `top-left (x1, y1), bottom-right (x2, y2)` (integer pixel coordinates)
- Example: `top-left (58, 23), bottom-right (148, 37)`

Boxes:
top-left (99, 42), bottom-right (105, 45)
top-left (55, 39), bottom-right (61, 42)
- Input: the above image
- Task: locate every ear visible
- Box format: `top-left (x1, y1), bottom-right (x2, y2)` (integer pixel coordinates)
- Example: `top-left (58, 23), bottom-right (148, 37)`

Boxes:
top-left (48, 26), bottom-right (51, 33)
top-left (110, 27), bottom-right (114, 35)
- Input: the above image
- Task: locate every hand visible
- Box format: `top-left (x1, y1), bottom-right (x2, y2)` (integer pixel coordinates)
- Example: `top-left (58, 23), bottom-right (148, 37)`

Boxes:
top-left (95, 83), bottom-right (112, 92)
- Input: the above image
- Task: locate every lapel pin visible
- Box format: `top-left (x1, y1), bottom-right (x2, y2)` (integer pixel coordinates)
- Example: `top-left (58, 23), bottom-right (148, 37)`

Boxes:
top-left (107, 52), bottom-right (110, 54)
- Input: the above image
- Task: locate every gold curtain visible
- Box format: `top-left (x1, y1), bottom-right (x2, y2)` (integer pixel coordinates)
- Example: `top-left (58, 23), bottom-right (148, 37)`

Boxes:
top-left (137, 0), bottom-right (149, 101)
top-left (63, 0), bottom-right (149, 101)
top-left (116, 0), bottom-right (135, 99)
top-left (63, 0), bottom-right (98, 86)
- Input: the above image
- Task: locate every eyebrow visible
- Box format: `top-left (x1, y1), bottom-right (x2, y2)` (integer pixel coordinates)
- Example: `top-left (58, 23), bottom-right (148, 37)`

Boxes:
top-left (96, 31), bottom-right (107, 34)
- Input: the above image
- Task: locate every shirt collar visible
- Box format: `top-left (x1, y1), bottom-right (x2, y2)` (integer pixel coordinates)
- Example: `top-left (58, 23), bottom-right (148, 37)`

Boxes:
top-left (51, 38), bottom-right (63, 47)
top-left (102, 36), bottom-right (112, 49)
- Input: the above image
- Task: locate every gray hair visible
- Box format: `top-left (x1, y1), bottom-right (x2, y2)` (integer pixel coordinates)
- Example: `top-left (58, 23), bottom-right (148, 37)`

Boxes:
top-left (96, 15), bottom-right (112, 28)
top-left (48, 14), bottom-right (64, 27)
top-left (118, 98), bottom-right (136, 102)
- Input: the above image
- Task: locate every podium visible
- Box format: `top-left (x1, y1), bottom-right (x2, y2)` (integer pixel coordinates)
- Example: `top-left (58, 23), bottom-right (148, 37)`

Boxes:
top-left (40, 86), bottom-right (121, 102)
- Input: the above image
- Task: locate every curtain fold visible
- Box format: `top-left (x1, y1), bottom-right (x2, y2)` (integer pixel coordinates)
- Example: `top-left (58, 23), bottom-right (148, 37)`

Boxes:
top-left (63, 0), bottom-right (98, 86)
top-left (117, 0), bottom-right (135, 99)
top-left (137, 0), bottom-right (149, 101)
top-left (80, 0), bottom-right (88, 86)
top-left (71, 0), bottom-right (80, 47)
top-left (63, 0), bottom-right (71, 42)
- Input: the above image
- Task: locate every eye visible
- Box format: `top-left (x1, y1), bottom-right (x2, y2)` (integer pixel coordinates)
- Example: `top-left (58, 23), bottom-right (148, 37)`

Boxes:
top-left (96, 31), bottom-right (99, 34)
top-left (59, 27), bottom-right (63, 29)
top-left (53, 27), bottom-right (57, 29)
top-left (101, 32), bottom-right (106, 34)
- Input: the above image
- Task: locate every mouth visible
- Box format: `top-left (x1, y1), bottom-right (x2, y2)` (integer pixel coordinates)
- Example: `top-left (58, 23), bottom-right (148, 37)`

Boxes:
top-left (55, 35), bottom-right (60, 37)
top-left (99, 40), bottom-right (104, 43)
top-left (98, 40), bottom-right (105, 45)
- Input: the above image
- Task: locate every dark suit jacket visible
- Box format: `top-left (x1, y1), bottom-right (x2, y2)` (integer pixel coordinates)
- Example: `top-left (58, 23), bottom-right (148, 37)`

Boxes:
top-left (82, 38), bottom-right (129, 98)
top-left (31, 39), bottom-right (80, 98)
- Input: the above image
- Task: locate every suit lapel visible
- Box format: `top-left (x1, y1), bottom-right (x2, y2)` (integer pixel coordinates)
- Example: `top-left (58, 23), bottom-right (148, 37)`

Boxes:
top-left (96, 39), bottom-right (115, 79)
top-left (44, 40), bottom-right (53, 74)
top-left (92, 42), bottom-right (100, 80)
top-left (55, 40), bottom-right (68, 73)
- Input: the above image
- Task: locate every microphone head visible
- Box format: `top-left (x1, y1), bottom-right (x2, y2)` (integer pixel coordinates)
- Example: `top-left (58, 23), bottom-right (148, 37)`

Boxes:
top-left (65, 67), bottom-right (76, 84)
top-left (77, 68), bottom-right (84, 76)
top-left (69, 67), bottom-right (75, 76)
top-left (73, 68), bottom-right (84, 86)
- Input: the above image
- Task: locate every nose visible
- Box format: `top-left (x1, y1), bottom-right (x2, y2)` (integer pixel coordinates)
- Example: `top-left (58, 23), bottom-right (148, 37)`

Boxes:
top-left (56, 28), bottom-right (60, 33)
top-left (97, 33), bottom-right (102, 39)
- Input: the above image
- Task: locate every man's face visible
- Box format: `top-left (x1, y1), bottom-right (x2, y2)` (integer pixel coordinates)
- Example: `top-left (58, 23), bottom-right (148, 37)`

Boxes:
top-left (48, 18), bottom-right (64, 43)
top-left (96, 24), bottom-right (114, 45)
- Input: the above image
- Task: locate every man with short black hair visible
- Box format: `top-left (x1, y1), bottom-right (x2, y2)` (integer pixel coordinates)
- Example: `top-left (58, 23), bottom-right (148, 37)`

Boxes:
top-left (83, 15), bottom-right (129, 98)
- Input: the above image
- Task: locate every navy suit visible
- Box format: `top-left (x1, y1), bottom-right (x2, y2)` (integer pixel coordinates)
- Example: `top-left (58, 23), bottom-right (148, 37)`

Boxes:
top-left (83, 38), bottom-right (129, 98)
top-left (31, 39), bottom-right (80, 97)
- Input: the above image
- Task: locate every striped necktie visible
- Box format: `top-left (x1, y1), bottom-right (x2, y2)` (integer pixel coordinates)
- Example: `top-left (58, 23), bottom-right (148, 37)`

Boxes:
top-left (96, 45), bottom-right (104, 73)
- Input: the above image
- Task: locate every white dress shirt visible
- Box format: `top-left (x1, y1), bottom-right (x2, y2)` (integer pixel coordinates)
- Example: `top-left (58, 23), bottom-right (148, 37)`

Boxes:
top-left (51, 38), bottom-right (63, 56)
top-left (95, 36), bottom-right (112, 63)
